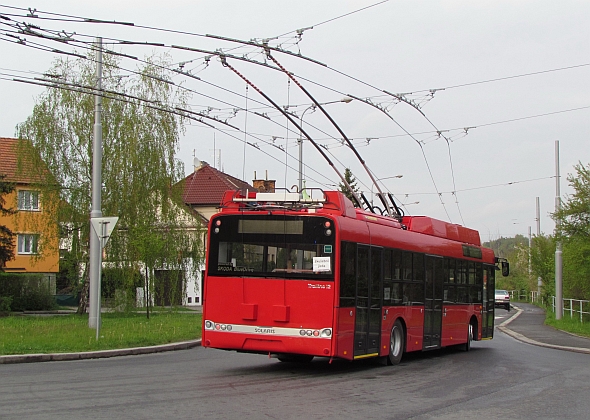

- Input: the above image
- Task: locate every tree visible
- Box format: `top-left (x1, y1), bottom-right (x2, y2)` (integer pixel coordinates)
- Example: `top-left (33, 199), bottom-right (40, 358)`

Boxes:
top-left (338, 168), bottom-right (360, 204)
top-left (562, 237), bottom-right (590, 299)
top-left (552, 161), bottom-right (590, 300)
top-left (529, 234), bottom-right (556, 299)
top-left (0, 174), bottom-right (15, 270)
top-left (484, 235), bottom-right (531, 292)
top-left (15, 51), bottom-right (203, 315)
top-left (553, 161), bottom-right (590, 238)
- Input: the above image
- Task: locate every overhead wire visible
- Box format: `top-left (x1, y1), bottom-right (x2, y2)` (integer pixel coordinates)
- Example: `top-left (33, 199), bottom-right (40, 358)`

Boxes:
top-left (0, 16), bottom-right (346, 187)
top-left (0, 18), bottom-right (357, 162)
top-left (1, 3), bottom-right (586, 218)
top-left (396, 176), bottom-right (556, 197)
top-left (5, 66), bottom-right (337, 188)
top-left (273, 0), bottom-right (391, 38)
top-left (0, 8), bottom-right (454, 218)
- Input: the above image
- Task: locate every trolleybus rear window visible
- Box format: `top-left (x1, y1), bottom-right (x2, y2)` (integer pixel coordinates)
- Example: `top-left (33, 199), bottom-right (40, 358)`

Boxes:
top-left (208, 215), bottom-right (335, 279)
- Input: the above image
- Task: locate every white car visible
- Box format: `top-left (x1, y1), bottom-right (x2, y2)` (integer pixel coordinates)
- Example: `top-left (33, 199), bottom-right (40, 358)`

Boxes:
top-left (494, 289), bottom-right (510, 311)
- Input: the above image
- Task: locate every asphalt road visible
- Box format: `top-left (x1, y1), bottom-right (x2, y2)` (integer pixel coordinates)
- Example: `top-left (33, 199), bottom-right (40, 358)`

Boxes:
top-left (1, 310), bottom-right (589, 420)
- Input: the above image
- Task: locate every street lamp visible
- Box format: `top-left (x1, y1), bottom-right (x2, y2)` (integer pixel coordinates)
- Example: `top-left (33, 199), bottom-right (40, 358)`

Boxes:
top-left (371, 175), bottom-right (403, 207)
top-left (298, 97), bottom-right (353, 192)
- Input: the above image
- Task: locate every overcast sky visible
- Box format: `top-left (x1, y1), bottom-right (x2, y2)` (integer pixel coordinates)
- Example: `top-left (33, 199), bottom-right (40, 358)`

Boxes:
top-left (1, 0), bottom-right (589, 242)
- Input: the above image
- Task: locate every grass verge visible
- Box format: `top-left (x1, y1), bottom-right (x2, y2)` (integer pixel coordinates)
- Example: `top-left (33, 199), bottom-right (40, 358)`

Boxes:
top-left (545, 311), bottom-right (590, 338)
top-left (0, 312), bottom-right (202, 355)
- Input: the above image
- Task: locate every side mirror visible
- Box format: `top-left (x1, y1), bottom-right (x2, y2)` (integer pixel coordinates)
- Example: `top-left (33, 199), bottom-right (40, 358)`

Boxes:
top-left (501, 261), bottom-right (510, 277)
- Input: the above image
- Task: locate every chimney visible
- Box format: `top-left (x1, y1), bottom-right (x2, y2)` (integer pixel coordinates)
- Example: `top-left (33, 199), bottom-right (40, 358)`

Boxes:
top-left (193, 157), bottom-right (204, 172)
top-left (252, 171), bottom-right (276, 193)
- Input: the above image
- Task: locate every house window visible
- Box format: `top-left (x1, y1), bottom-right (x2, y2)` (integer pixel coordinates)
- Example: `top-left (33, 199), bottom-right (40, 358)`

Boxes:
top-left (18, 190), bottom-right (40, 211)
top-left (17, 234), bottom-right (39, 254)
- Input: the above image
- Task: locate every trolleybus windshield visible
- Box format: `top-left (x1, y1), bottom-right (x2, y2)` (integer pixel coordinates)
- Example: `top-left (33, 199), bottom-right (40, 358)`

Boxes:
top-left (208, 215), bottom-right (335, 280)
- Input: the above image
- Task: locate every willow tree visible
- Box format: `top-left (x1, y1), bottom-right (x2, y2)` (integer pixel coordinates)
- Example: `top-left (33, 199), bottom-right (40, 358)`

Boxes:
top-left (16, 51), bottom-right (203, 314)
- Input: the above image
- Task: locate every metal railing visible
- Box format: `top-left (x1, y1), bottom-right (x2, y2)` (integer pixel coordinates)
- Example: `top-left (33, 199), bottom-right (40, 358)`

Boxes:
top-left (551, 296), bottom-right (590, 323)
top-left (507, 290), bottom-right (529, 302)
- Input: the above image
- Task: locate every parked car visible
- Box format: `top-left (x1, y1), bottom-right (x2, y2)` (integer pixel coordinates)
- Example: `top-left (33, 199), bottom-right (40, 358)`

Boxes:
top-left (495, 289), bottom-right (511, 310)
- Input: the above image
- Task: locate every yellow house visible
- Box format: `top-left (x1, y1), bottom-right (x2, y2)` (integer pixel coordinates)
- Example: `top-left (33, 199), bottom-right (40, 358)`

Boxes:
top-left (0, 137), bottom-right (59, 284)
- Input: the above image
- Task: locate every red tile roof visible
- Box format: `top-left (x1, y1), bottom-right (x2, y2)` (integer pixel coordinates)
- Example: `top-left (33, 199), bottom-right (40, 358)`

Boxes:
top-left (181, 163), bottom-right (253, 206)
top-left (0, 138), bottom-right (42, 184)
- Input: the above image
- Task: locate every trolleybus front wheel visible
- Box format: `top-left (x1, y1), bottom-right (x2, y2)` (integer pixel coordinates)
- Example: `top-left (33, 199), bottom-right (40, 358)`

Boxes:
top-left (463, 322), bottom-right (473, 352)
top-left (388, 319), bottom-right (405, 365)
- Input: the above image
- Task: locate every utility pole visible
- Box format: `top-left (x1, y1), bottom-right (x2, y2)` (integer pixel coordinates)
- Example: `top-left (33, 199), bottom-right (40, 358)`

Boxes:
top-left (89, 37), bottom-right (103, 329)
top-left (528, 226), bottom-right (532, 275)
top-left (555, 140), bottom-right (563, 320)
top-left (536, 196), bottom-right (541, 236)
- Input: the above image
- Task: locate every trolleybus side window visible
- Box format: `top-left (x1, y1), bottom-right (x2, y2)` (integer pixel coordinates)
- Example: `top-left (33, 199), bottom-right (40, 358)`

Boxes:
top-left (357, 246), bottom-right (370, 309)
top-left (443, 258), bottom-right (455, 303)
top-left (383, 249), bottom-right (392, 304)
top-left (476, 263), bottom-right (484, 285)
top-left (341, 245), bottom-right (489, 309)
top-left (402, 251), bottom-right (413, 280)
top-left (471, 263), bottom-right (483, 303)
top-left (468, 261), bottom-right (476, 285)
top-left (371, 247), bottom-right (383, 305)
top-left (339, 241), bottom-right (356, 307)
top-left (391, 249), bottom-right (403, 305)
top-left (392, 250), bottom-right (402, 280)
top-left (413, 253), bottom-right (425, 282)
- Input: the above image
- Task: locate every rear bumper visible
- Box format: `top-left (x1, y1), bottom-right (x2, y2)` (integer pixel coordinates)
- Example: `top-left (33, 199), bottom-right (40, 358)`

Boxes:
top-left (202, 320), bottom-right (334, 356)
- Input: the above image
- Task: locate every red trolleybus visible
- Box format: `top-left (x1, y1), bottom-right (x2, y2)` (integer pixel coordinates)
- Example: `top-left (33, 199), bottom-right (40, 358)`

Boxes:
top-left (202, 189), bottom-right (508, 364)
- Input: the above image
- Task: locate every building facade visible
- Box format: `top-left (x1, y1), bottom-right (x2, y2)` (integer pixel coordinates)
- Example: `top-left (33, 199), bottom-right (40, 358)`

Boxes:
top-left (0, 138), bottom-right (59, 288)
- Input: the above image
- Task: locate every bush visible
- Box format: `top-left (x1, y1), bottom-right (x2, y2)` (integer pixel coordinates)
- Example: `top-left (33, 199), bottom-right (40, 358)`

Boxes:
top-left (101, 268), bottom-right (142, 311)
top-left (0, 273), bottom-right (57, 311)
top-left (0, 296), bottom-right (12, 312)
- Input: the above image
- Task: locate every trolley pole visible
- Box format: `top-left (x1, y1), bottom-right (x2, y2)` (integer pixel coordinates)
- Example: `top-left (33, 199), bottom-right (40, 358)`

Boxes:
top-left (554, 140), bottom-right (563, 320)
top-left (89, 37), bottom-right (103, 329)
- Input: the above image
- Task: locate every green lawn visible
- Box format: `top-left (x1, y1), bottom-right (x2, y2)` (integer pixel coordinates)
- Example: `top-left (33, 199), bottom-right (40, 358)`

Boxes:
top-left (545, 312), bottom-right (590, 338)
top-left (0, 312), bottom-right (202, 355)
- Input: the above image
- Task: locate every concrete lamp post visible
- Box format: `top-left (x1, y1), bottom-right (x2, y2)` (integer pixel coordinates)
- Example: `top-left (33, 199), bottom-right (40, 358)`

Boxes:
top-left (298, 97), bottom-right (353, 192)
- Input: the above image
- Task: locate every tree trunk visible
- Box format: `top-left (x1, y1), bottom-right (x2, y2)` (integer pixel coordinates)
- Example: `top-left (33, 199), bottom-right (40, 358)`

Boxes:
top-left (145, 265), bottom-right (150, 319)
top-left (77, 263), bottom-right (90, 315)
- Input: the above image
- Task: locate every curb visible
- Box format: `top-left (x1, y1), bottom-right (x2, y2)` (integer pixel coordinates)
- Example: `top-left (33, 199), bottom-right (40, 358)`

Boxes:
top-left (497, 305), bottom-right (590, 355)
top-left (0, 339), bottom-right (201, 365)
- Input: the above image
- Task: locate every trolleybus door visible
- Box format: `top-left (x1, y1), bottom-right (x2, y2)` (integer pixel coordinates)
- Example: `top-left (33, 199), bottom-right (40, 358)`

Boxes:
top-left (481, 265), bottom-right (495, 338)
top-left (354, 245), bottom-right (382, 357)
top-left (423, 255), bottom-right (444, 349)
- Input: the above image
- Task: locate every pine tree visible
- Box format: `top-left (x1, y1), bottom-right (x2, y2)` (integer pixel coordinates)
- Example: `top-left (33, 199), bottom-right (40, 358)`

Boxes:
top-left (338, 168), bottom-right (360, 204)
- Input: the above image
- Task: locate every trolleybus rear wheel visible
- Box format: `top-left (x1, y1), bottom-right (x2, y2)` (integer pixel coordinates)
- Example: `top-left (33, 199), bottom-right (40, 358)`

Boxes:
top-left (388, 319), bottom-right (405, 365)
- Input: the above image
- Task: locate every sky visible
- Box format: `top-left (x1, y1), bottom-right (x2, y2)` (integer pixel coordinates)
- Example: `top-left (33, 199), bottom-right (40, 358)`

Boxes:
top-left (1, 0), bottom-right (589, 243)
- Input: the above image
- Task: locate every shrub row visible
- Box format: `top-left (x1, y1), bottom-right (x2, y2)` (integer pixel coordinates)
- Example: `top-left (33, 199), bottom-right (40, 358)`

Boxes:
top-left (0, 273), bottom-right (56, 311)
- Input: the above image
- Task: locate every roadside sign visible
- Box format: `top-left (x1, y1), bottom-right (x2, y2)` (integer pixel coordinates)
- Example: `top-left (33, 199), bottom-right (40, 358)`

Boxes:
top-left (90, 217), bottom-right (119, 248)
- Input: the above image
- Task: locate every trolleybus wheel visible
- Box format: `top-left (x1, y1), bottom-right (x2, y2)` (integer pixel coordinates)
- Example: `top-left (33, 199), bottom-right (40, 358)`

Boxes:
top-left (388, 319), bottom-right (405, 365)
top-left (464, 322), bottom-right (473, 352)
top-left (277, 354), bottom-right (314, 363)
